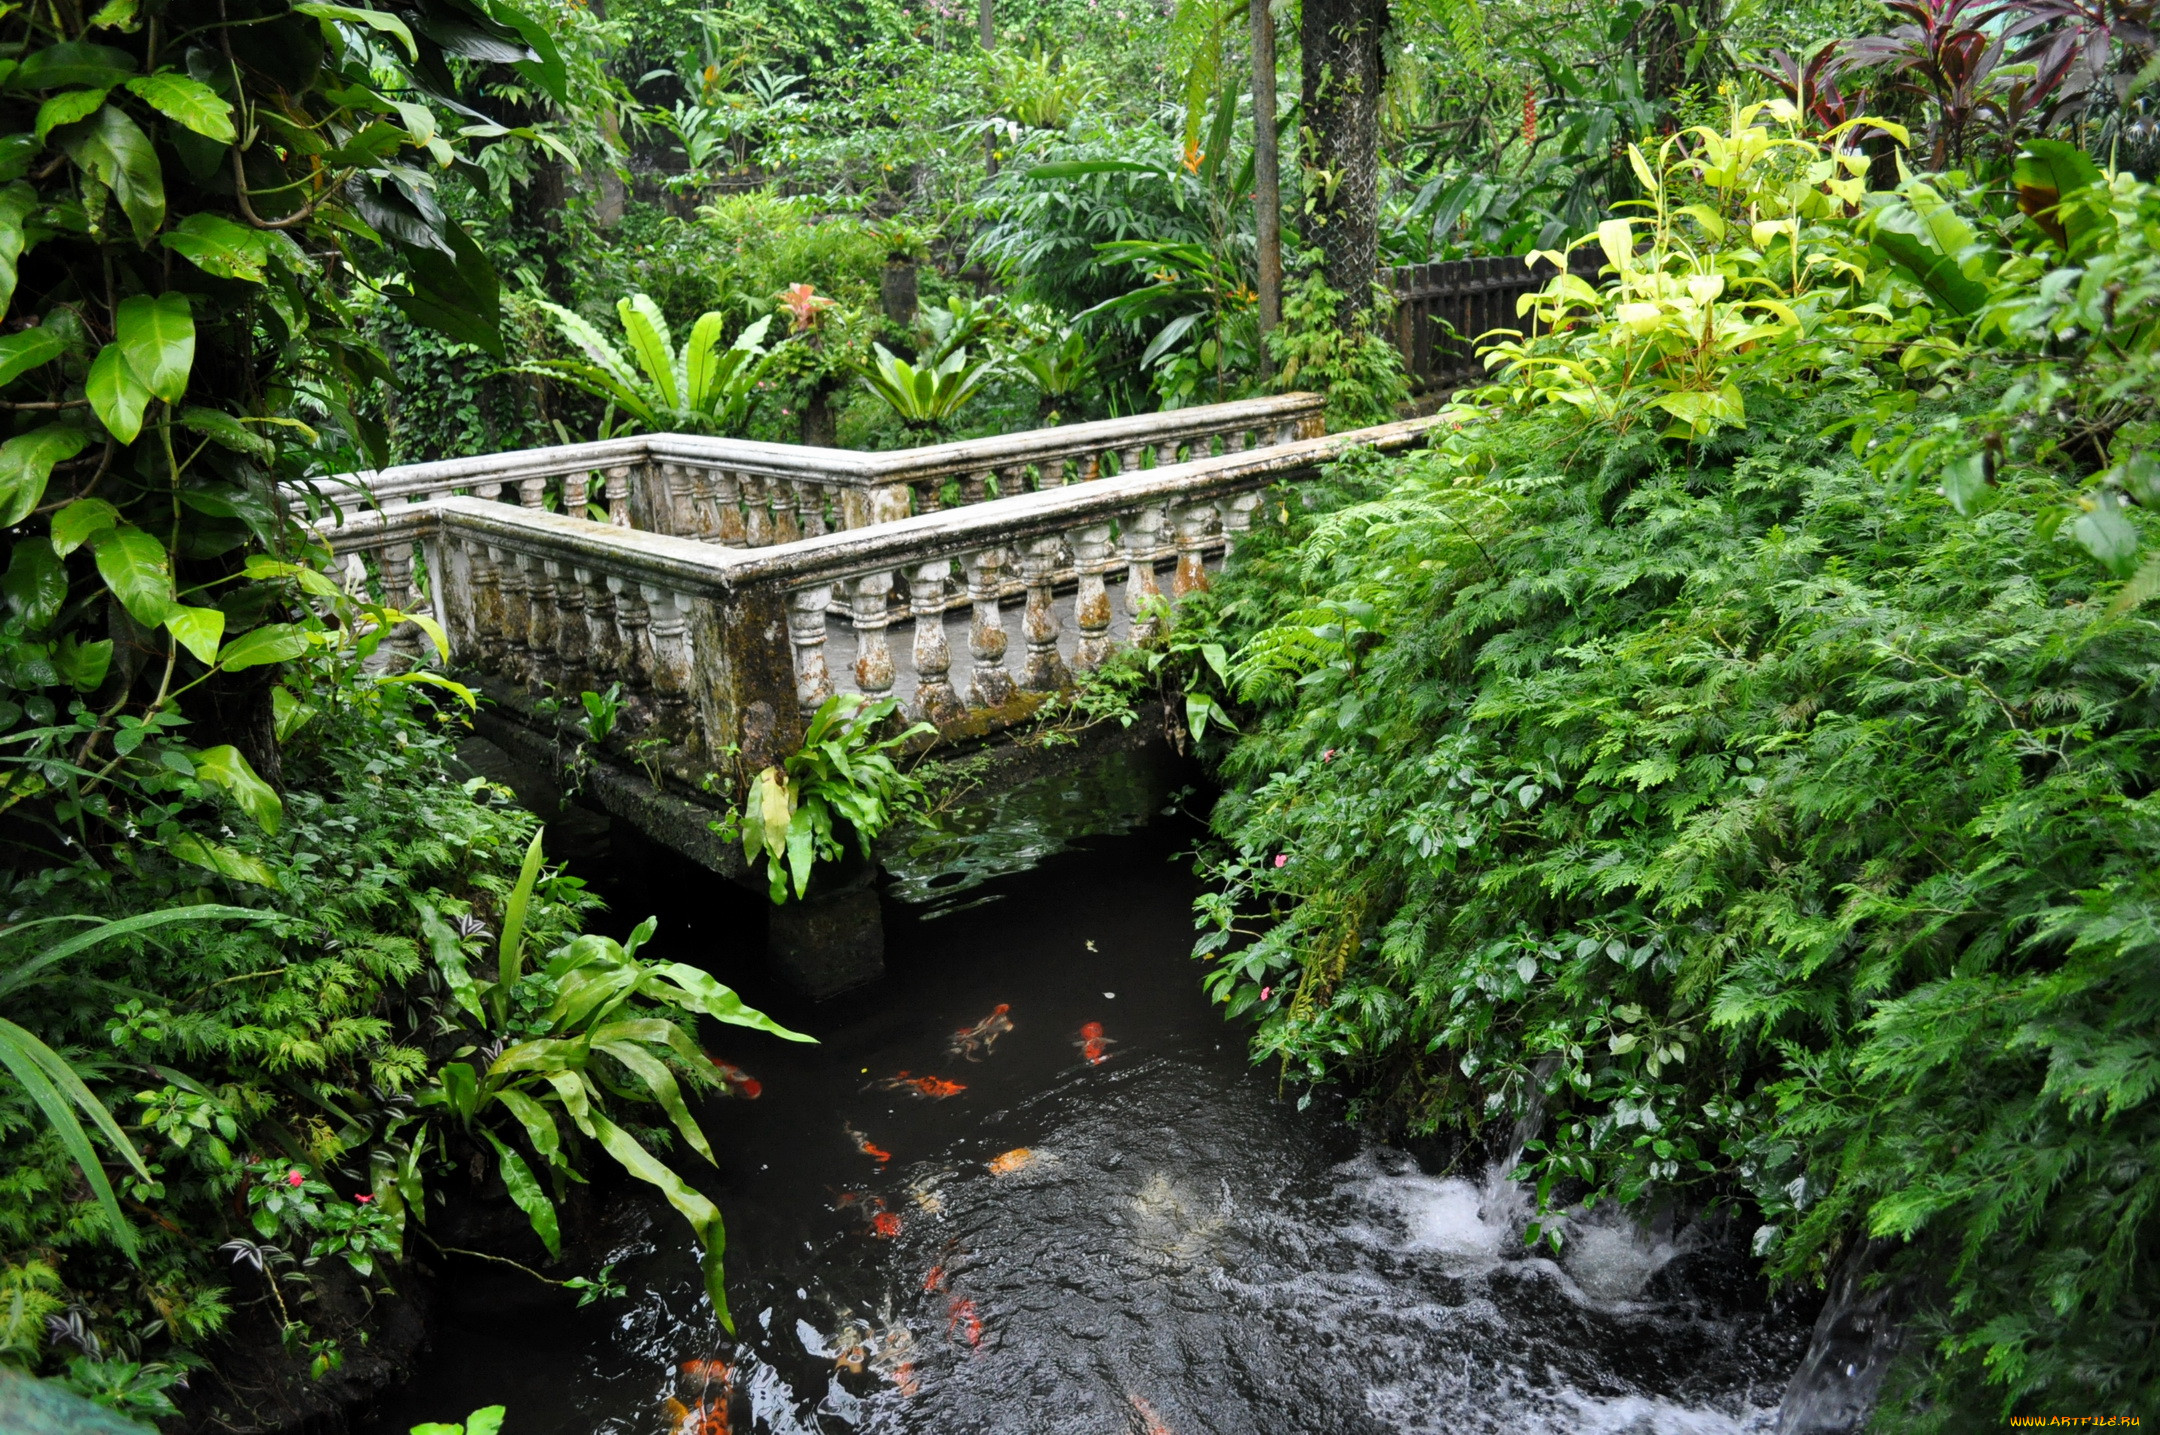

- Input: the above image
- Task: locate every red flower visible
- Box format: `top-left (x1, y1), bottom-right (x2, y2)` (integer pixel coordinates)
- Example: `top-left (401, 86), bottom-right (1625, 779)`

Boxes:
top-left (354, 1193), bottom-right (372, 1204)
top-left (286, 1170), bottom-right (305, 1187)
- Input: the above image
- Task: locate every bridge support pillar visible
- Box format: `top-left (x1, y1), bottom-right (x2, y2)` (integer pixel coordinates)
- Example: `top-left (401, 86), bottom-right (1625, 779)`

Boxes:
top-left (766, 854), bottom-right (885, 999)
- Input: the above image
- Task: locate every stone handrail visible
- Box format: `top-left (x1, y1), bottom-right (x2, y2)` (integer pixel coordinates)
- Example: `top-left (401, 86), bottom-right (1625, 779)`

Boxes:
top-left (323, 413), bottom-right (1439, 778)
top-left (296, 392), bottom-right (1327, 546)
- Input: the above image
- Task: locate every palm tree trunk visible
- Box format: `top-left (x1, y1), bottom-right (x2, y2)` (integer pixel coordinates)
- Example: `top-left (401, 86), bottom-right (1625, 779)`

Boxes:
top-left (1299, 0), bottom-right (1388, 329)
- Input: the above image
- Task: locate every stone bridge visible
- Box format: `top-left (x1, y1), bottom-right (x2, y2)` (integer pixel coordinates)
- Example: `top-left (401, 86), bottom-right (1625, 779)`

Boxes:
top-left (307, 395), bottom-right (1440, 987)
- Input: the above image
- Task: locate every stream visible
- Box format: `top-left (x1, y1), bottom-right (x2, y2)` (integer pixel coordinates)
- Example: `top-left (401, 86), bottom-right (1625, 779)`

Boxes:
top-left (363, 751), bottom-right (1815, 1435)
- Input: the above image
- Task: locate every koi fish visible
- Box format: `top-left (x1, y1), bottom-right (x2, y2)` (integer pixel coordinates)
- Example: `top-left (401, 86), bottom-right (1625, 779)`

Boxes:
top-left (890, 1360), bottom-right (920, 1397)
top-left (877, 1070), bottom-right (967, 1099)
top-left (704, 1055), bottom-right (762, 1100)
top-left (872, 1209), bottom-right (902, 1238)
top-left (1128, 1394), bottom-right (1171, 1435)
top-left (678, 1358), bottom-right (731, 1383)
top-left (1077, 1021), bottom-right (1117, 1066)
top-left (988, 1147), bottom-right (1034, 1177)
top-left (661, 1397), bottom-right (729, 1435)
top-left (844, 1123), bottom-right (891, 1165)
top-left (947, 1296), bottom-right (983, 1349)
top-left (948, 1003), bottom-right (1014, 1061)
top-left (923, 1263), bottom-right (946, 1293)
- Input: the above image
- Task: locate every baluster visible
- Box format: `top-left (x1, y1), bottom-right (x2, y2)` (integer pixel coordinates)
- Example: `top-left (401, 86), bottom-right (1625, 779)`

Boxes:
top-left (1069, 523), bottom-right (1115, 670)
top-left (915, 478), bottom-right (942, 514)
top-left (377, 535), bottom-right (420, 666)
top-left (1171, 502), bottom-right (1217, 599)
top-left (963, 547), bottom-right (1013, 706)
top-left (771, 481), bottom-right (803, 545)
top-left (474, 480), bottom-right (505, 503)
top-left (551, 560), bottom-right (589, 692)
top-left (578, 567), bottom-right (618, 688)
top-left (1017, 538), bottom-right (1069, 692)
top-left (608, 576), bottom-right (654, 729)
top-left (788, 584), bottom-right (836, 716)
top-left (741, 472), bottom-right (773, 546)
top-left (909, 559), bottom-right (962, 724)
top-left (642, 584), bottom-right (695, 747)
top-left (851, 572), bottom-right (896, 701)
top-left (1119, 443), bottom-right (1145, 477)
top-left (713, 470), bottom-right (748, 545)
top-left (1001, 464), bottom-right (1031, 497)
top-left (518, 477), bottom-right (548, 510)
top-left (1122, 505), bottom-right (1166, 643)
top-left (792, 480), bottom-right (830, 538)
top-left (495, 546), bottom-right (532, 684)
top-left (522, 555), bottom-right (558, 696)
top-left (470, 542), bottom-right (506, 670)
top-left (1229, 427), bottom-right (1251, 453)
top-left (1214, 491), bottom-right (1266, 560)
top-left (1042, 458), bottom-right (1070, 488)
top-left (562, 469), bottom-right (592, 519)
top-left (604, 465), bottom-right (633, 527)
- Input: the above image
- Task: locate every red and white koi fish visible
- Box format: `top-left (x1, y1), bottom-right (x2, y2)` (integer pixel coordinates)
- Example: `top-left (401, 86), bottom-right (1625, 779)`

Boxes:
top-left (948, 1003), bottom-right (1014, 1062)
top-left (946, 1295), bottom-right (983, 1349)
top-left (877, 1070), bottom-right (967, 1099)
top-left (704, 1055), bottom-right (762, 1099)
top-left (678, 1357), bottom-right (731, 1383)
top-left (1128, 1394), bottom-right (1171, 1435)
top-left (661, 1396), bottom-right (729, 1435)
top-left (922, 1263), bottom-right (946, 1293)
top-left (844, 1123), bottom-right (891, 1165)
top-left (1077, 1021), bottom-right (1117, 1066)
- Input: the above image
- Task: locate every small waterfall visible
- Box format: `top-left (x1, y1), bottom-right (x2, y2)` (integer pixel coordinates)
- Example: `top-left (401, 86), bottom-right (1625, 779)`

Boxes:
top-left (1774, 1238), bottom-right (1904, 1434)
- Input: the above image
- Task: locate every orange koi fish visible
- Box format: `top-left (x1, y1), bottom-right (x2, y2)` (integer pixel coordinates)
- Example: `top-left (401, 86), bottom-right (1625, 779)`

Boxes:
top-left (878, 1070), bottom-right (967, 1099)
top-left (1128, 1394), bottom-right (1171, 1435)
top-left (1077, 1021), bottom-right (1117, 1066)
top-left (678, 1358), bottom-right (731, 1383)
top-left (946, 1296), bottom-right (983, 1349)
top-left (948, 1003), bottom-right (1014, 1062)
top-left (890, 1360), bottom-right (920, 1397)
top-left (922, 1263), bottom-right (946, 1293)
top-left (661, 1397), bottom-right (729, 1435)
top-left (987, 1147), bottom-right (1033, 1177)
top-left (704, 1055), bottom-right (762, 1100)
top-left (872, 1209), bottom-right (902, 1238)
top-left (844, 1123), bottom-right (891, 1165)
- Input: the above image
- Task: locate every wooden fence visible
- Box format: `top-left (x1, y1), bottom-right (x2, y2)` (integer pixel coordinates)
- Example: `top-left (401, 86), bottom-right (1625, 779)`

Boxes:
top-left (1385, 250), bottom-right (1607, 396)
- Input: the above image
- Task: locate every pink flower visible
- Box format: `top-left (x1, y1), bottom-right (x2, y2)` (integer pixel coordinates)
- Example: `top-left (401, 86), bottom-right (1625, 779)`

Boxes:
top-left (1260, 986), bottom-right (1272, 1000)
top-left (1323, 749), bottom-right (1335, 762)
top-left (1274, 854), bottom-right (1288, 868)
top-left (354, 1193), bottom-right (372, 1204)
top-left (286, 1170), bottom-right (305, 1188)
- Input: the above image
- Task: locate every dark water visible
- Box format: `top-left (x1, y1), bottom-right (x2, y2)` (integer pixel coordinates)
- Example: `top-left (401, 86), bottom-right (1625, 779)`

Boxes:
top-left (365, 753), bottom-right (1810, 1435)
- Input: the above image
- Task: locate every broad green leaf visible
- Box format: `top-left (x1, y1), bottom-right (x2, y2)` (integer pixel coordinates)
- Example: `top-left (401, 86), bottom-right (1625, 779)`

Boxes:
top-left (651, 963), bottom-right (815, 1042)
top-left (495, 1088), bottom-right (567, 1171)
top-left (0, 1017), bottom-right (143, 1260)
top-left (91, 523), bottom-right (172, 626)
top-left (0, 424), bottom-right (88, 526)
top-left (615, 295), bottom-right (678, 409)
top-left (10, 41), bottom-right (136, 91)
top-left (1942, 452), bottom-right (1991, 515)
top-left (2014, 139), bottom-right (2107, 254)
top-left (88, 0), bottom-right (137, 27)
top-left (195, 743), bottom-right (282, 832)
top-left (464, 1408), bottom-right (508, 1435)
top-left (481, 1128), bottom-right (560, 1257)
top-left (52, 634), bottom-right (111, 691)
top-left (2073, 496), bottom-right (2140, 577)
top-left (588, 1113), bottom-right (731, 1330)
top-left (34, 88), bottom-right (106, 143)
top-left (595, 1037), bottom-right (713, 1163)
top-left (115, 292), bottom-right (193, 403)
top-left (50, 497), bottom-right (118, 555)
top-left (271, 686), bottom-right (317, 741)
top-left (3, 538), bottom-right (67, 628)
top-left (682, 311), bottom-right (725, 411)
top-left (57, 105), bottom-right (163, 245)
top-left (124, 71), bottom-right (236, 143)
top-left (164, 214), bottom-right (270, 282)
top-left (497, 825), bottom-right (546, 999)
top-left (0, 326), bottom-right (65, 389)
top-left (85, 343), bottom-right (150, 442)
top-left (436, 1060), bottom-right (479, 1121)
top-left (293, 2), bottom-right (418, 59)
top-left (0, 180), bottom-right (37, 318)
top-left (179, 405), bottom-right (276, 458)
top-left (165, 830), bottom-right (281, 888)
top-left (416, 902), bottom-right (486, 1023)
top-left (217, 623), bottom-right (308, 670)
top-left (164, 604), bottom-right (224, 664)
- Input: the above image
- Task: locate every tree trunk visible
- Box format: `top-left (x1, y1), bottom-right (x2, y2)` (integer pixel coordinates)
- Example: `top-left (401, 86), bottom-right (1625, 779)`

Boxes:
top-left (1299, 0), bottom-right (1388, 330)
top-left (1251, 0), bottom-right (1282, 365)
